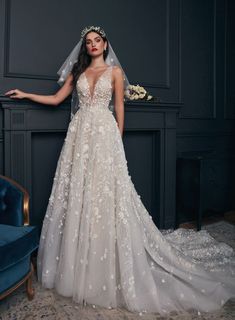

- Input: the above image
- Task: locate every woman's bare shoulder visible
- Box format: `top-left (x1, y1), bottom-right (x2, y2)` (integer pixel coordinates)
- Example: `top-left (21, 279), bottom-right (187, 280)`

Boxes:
top-left (112, 65), bottom-right (123, 77)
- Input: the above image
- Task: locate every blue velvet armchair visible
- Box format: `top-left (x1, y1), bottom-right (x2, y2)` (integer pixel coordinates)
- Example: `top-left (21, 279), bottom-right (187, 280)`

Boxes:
top-left (0, 175), bottom-right (39, 300)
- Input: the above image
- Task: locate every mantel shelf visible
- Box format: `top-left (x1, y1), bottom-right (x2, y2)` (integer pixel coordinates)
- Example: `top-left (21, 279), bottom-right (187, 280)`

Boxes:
top-left (0, 95), bottom-right (182, 109)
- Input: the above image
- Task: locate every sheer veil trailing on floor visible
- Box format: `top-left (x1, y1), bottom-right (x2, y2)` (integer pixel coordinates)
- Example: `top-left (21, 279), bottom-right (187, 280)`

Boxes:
top-left (37, 26), bottom-right (235, 316)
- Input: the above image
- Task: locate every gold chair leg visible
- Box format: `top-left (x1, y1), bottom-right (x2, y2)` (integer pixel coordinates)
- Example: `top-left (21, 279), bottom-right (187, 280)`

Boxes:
top-left (26, 262), bottom-right (35, 300)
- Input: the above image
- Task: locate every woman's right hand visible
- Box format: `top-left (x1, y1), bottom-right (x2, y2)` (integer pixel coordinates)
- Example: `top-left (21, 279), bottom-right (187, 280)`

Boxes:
top-left (4, 89), bottom-right (27, 99)
top-left (4, 73), bottom-right (74, 106)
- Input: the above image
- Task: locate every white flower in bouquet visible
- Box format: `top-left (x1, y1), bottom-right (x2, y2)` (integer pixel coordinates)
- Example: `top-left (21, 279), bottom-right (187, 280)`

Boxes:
top-left (124, 90), bottom-right (131, 98)
top-left (124, 84), bottom-right (154, 102)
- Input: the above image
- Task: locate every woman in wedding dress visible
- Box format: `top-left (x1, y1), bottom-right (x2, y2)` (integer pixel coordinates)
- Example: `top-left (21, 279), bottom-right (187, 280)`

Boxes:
top-left (4, 26), bottom-right (235, 316)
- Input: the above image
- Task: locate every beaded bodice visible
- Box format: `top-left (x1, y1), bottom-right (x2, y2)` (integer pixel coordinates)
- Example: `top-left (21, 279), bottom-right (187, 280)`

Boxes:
top-left (76, 66), bottom-right (113, 110)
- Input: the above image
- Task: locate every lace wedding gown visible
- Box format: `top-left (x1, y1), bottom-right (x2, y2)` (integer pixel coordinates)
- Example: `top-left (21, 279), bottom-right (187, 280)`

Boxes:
top-left (37, 65), bottom-right (235, 315)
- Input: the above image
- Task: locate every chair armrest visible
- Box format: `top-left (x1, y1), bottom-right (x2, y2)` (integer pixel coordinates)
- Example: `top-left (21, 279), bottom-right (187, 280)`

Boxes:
top-left (0, 175), bottom-right (30, 226)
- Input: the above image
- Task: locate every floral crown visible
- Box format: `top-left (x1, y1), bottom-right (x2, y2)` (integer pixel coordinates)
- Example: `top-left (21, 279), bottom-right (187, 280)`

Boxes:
top-left (81, 26), bottom-right (106, 39)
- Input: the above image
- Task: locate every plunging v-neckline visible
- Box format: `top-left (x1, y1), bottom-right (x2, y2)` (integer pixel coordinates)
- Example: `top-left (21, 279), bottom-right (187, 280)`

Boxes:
top-left (83, 66), bottom-right (111, 100)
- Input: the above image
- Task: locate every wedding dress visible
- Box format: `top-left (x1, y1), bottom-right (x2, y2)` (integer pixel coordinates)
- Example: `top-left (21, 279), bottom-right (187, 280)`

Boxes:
top-left (37, 65), bottom-right (235, 315)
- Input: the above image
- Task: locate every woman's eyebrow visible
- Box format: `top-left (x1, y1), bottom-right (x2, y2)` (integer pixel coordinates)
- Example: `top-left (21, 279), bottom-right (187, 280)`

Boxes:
top-left (86, 36), bottom-right (101, 41)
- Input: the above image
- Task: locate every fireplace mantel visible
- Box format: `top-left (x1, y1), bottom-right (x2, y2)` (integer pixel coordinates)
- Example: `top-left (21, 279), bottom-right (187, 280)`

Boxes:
top-left (1, 97), bottom-right (181, 229)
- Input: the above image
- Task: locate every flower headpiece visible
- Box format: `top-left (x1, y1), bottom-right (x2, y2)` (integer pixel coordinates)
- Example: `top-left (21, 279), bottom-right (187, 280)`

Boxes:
top-left (81, 26), bottom-right (106, 39)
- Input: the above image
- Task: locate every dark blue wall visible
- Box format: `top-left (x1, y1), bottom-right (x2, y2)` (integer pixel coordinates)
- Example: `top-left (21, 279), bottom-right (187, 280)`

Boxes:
top-left (0, 0), bottom-right (234, 226)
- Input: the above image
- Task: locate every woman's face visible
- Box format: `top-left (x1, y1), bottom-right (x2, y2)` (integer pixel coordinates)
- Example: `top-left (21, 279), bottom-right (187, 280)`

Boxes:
top-left (85, 31), bottom-right (107, 57)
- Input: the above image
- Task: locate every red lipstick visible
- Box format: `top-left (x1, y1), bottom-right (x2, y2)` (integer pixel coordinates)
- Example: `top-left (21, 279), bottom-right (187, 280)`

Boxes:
top-left (92, 48), bottom-right (98, 52)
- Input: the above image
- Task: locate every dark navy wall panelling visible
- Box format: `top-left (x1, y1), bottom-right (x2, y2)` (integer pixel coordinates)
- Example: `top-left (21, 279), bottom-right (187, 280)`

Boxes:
top-left (0, 0), bottom-right (234, 227)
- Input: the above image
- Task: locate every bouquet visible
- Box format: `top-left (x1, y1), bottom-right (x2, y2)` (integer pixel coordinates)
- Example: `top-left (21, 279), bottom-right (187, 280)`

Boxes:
top-left (124, 84), bottom-right (154, 101)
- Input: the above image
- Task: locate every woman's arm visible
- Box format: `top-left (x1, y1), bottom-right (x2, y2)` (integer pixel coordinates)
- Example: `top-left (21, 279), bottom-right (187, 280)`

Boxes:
top-left (4, 73), bottom-right (74, 106)
top-left (113, 66), bottom-right (124, 138)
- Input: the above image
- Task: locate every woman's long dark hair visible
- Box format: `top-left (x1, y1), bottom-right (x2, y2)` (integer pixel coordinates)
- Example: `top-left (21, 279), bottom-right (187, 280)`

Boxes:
top-left (71, 31), bottom-right (109, 88)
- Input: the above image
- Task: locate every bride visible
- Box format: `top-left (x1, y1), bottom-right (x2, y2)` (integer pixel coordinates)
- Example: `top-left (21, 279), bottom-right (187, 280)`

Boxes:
top-left (4, 26), bottom-right (235, 316)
